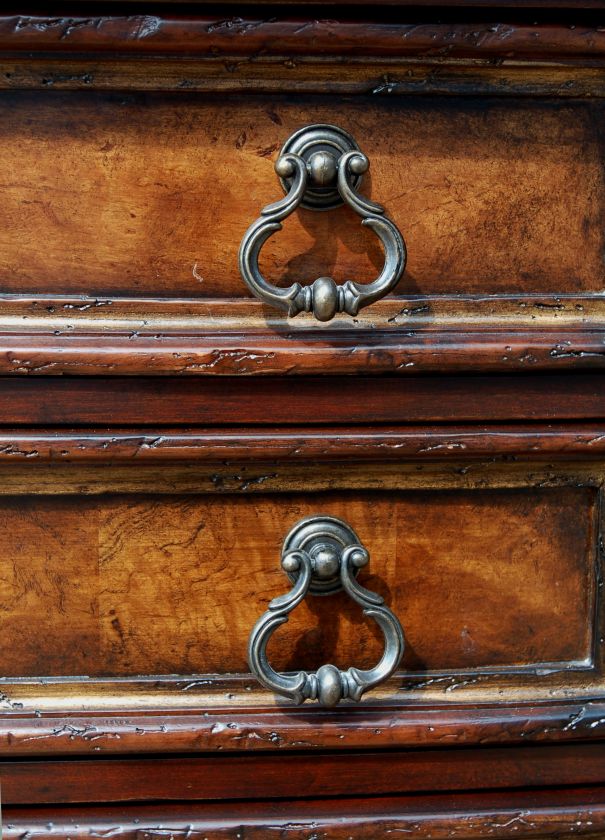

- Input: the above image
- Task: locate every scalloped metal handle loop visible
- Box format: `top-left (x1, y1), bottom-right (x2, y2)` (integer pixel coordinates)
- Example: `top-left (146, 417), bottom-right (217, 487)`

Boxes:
top-left (238, 124), bottom-right (407, 322)
top-left (247, 515), bottom-right (405, 706)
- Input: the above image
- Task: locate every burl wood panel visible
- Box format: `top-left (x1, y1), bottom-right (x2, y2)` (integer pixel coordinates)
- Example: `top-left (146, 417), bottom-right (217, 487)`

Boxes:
top-left (0, 487), bottom-right (595, 678)
top-left (0, 93), bottom-right (602, 297)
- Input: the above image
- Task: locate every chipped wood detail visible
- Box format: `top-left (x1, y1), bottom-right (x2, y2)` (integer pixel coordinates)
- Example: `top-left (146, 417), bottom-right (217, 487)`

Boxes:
top-left (1, 294), bottom-right (604, 329)
top-left (2, 700), bottom-right (605, 757)
top-left (0, 296), bottom-right (600, 376)
top-left (2, 425), bottom-right (605, 462)
top-left (1, 18), bottom-right (605, 61)
top-left (3, 58), bottom-right (605, 97)
top-left (1, 330), bottom-right (605, 374)
top-left (4, 788), bottom-right (605, 839)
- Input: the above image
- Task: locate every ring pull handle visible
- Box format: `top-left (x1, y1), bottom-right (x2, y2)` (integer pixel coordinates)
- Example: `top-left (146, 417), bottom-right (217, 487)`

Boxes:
top-left (238, 124), bottom-right (407, 322)
top-left (248, 515), bottom-right (405, 706)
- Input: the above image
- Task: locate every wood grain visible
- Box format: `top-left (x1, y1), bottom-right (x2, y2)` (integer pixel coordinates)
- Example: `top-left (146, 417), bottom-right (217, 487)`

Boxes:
top-left (2, 743), bottom-right (605, 804)
top-left (0, 488), bottom-right (595, 678)
top-left (3, 328), bottom-right (605, 375)
top-left (5, 787), bottom-right (605, 840)
top-left (0, 94), bottom-right (601, 298)
top-left (0, 375), bottom-right (604, 424)
top-left (1, 17), bottom-right (605, 61)
top-left (3, 699), bottom-right (605, 757)
top-left (1, 424), bottom-right (605, 463)
top-left (0, 295), bottom-right (601, 376)
top-left (4, 57), bottom-right (605, 97)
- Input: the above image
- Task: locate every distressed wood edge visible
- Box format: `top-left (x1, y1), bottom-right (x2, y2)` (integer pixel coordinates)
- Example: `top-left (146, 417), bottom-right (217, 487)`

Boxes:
top-left (1, 331), bottom-right (605, 374)
top-left (0, 295), bottom-right (603, 375)
top-left (0, 460), bottom-right (600, 494)
top-left (6, 294), bottom-right (605, 330)
top-left (3, 425), bottom-right (605, 462)
top-left (1, 17), bottom-right (605, 61)
top-left (2, 56), bottom-right (605, 96)
top-left (3, 787), bottom-right (605, 839)
top-left (1, 699), bottom-right (605, 756)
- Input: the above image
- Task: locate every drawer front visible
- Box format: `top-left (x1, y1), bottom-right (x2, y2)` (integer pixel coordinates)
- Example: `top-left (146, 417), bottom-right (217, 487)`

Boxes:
top-left (0, 13), bottom-right (602, 375)
top-left (0, 92), bottom-right (601, 301)
top-left (0, 434), bottom-right (603, 761)
top-left (0, 487), bottom-right (595, 680)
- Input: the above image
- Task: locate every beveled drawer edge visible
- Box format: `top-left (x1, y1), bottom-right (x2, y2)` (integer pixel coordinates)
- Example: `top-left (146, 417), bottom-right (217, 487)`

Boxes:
top-left (0, 16), bottom-right (605, 97)
top-left (4, 787), bottom-right (605, 840)
top-left (1, 17), bottom-right (604, 62)
top-left (0, 425), bottom-right (604, 463)
top-left (1, 697), bottom-right (605, 756)
top-left (0, 294), bottom-right (602, 375)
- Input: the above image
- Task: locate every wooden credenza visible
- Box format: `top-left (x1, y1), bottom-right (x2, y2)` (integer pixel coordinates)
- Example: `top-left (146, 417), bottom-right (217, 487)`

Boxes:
top-left (1, 2), bottom-right (605, 836)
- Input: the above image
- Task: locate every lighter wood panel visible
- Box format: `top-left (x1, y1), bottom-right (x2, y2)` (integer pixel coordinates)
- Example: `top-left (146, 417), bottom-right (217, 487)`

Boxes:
top-left (0, 488), bottom-right (595, 678)
top-left (0, 498), bottom-right (100, 675)
top-left (0, 93), bottom-right (602, 296)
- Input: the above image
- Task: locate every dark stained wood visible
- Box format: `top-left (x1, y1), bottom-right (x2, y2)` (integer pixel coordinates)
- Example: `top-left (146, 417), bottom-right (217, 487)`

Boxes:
top-left (0, 375), bottom-right (603, 425)
top-left (0, 95), bottom-right (601, 299)
top-left (3, 424), bottom-right (605, 462)
top-left (2, 700), bottom-right (605, 757)
top-left (3, 743), bottom-right (605, 804)
top-left (4, 787), bottom-right (605, 839)
top-left (0, 295), bottom-right (601, 376)
top-left (4, 56), bottom-right (605, 97)
top-left (2, 0), bottom-right (605, 824)
top-left (2, 329), bottom-right (605, 375)
top-left (0, 488), bottom-right (594, 677)
top-left (1, 17), bottom-right (605, 61)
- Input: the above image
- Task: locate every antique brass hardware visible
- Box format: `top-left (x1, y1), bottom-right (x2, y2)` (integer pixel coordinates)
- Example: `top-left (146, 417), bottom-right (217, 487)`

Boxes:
top-left (248, 514), bottom-right (405, 706)
top-left (238, 124), bottom-right (407, 322)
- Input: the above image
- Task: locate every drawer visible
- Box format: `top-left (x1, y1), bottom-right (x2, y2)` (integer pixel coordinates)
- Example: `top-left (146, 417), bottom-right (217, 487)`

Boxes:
top-left (0, 13), bottom-right (601, 376)
top-left (0, 92), bottom-right (600, 301)
top-left (0, 431), bottom-right (604, 768)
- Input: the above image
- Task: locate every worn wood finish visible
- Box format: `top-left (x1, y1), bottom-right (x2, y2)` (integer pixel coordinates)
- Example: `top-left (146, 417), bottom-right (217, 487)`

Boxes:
top-left (3, 700), bottom-right (605, 757)
top-left (0, 488), bottom-right (594, 677)
top-left (1, 329), bottom-right (605, 375)
top-left (4, 326), bottom-right (605, 375)
top-left (2, 18), bottom-right (605, 61)
top-left (2, 16), bottom-right (605, 98)
top-left (5, 57), bottom-right (605, 98)
top-left (3, 293), bottom-right (605, 330)
top-left (0, 460), bottom-right (600, 496)
top-left (0, 295), bottom-right (602, 376)
top-left (2, 1), bottom-right (605, 826)
top-left (3, 424), bottom-right (605, 462)
top-left (5, 787), bottom-right (605, 840)
top-left (3, 743), bottom-right (605, 804)
top-left (0, 94), bottom-right (601, 299)
top-left (0, 375), bottom-right (603, 424)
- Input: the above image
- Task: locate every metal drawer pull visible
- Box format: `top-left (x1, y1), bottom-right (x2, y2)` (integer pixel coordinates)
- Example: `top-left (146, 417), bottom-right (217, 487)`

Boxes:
top-left (248, 515), bottom-right (405, 706)
top-left (238, 124), bottom-right (407, 322)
